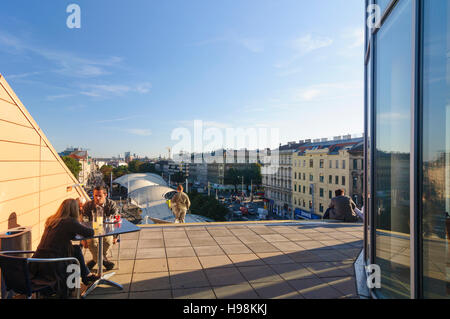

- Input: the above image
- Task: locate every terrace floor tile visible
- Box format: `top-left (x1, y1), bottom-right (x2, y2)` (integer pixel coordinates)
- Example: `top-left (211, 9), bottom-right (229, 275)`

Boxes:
top-left (167, 257), bottom-right (202, 271)
top-left (130, 272), bottom-right (171, 292)
top-left (172, 287), bottom-right (216, 299)
top-left (169, 270), bottom-right (210, 289)
top-left (213, 284), bottom-right (259, 299)
top-left (193, 245), bottom-right (226, 256)
top-left (134, 258), bottom-right (168, 273)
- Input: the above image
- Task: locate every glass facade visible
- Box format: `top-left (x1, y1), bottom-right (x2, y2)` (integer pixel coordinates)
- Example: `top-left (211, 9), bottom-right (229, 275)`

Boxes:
top-left (365, 0), bottom-right (450, 299)
top-left (421, 0), bottom-right (450, 299)
top-left (374, 0), bottom-right (412, 298)
top-left (377, 0), bottom-right (394, 15)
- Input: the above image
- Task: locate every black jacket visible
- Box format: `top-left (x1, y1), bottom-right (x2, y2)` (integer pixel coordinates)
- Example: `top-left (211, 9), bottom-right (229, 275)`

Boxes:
top-left (30, 218), bottom-right (94, 297)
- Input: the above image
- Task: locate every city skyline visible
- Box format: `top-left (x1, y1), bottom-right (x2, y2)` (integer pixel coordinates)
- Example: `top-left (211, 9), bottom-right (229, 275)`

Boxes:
top-left (0, 0), bottom-right (365, 158)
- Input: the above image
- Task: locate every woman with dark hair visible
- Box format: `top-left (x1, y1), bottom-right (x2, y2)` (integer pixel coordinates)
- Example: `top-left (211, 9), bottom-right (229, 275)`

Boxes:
top-left (30, 198), bottom-right (99, 298)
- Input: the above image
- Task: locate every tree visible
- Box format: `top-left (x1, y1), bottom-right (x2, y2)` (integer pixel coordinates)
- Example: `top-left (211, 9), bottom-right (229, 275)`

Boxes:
top-left (100, 165), bottom-right (114, 185)
top-left (113, 165), bottom-right (129, 179)
top-left (128, 160), bottom-right (143, 173)
top-left (188, 190), bottom-right (228, 221)
top-left (244, 164), bottom-right (262, 186)
top-left (224, 168), bottom-right (240, 191)
top-left (224, 165), bottom-right (261, 191)
top-left (62, 156), bottom-right (81, 180)
top-left (139, 162), bottom-right (157, 173)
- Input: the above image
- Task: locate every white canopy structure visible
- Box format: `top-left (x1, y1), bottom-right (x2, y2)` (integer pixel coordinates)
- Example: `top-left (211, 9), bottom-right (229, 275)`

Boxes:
top-left (114, 173), bottom-right (167, 189)
top-left (129, 185), bottom-right (175, 204)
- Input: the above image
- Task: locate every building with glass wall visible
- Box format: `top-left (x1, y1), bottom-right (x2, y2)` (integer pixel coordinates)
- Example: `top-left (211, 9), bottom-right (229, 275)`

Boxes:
top-left (364, 0), bottom-right (449, 298)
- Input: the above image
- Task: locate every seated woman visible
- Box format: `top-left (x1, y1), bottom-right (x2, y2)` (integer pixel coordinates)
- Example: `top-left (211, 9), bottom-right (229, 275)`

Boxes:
top-left (30, 198), bottom-right (99, 298)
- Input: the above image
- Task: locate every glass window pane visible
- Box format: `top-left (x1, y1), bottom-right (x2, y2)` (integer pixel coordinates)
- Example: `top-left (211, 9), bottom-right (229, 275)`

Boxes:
top-left (377, 0), bottom-right (392, 15)
top-left (374, 0), bottom-right (412, 299)
top-left (366, 48), bottom-right (372, 265)
top-left (422, 0), bottom-right (450, 299)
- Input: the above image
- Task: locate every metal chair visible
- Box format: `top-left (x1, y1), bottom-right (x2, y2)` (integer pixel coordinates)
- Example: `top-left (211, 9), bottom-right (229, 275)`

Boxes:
top-left (0, 251), bottom-right (81, 299)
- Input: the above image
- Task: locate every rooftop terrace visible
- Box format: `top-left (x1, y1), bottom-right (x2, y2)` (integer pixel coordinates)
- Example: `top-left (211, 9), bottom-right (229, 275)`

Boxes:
top-left (82, 221), bottom-right (363, 299)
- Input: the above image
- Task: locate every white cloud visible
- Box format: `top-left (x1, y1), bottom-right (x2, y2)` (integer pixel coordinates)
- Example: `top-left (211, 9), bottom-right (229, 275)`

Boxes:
top-left (193, 34), bottom-right (264, 53)
top-left (95, 116), bottom-right (139, 124)
top-left (80, 82), bottom-right (152, 98)
top-left (46, 94), bottom-right (75, 101)
top-left (291, 34), bottom-right (333, 54)
top-left (125, 128), bottom-right (152, 136)
top-left (276, 66), bottom-right (303, 77)
top-left (6, 72), bottom-right (40, 80)
top-left (293, 81), bottom-right (363, 103)
top-left (297, 88), bottom-right (321, 101)
top-left (275, 34), bottom-right (333, 69)
top-left (175, 120), bottom-right (232, 129)
top-left (237, 38), bottom-right (264, 53)
top-left (342, 27), bottom-right (364, 49)
top-left (0, 31), bottom-right (123, 78)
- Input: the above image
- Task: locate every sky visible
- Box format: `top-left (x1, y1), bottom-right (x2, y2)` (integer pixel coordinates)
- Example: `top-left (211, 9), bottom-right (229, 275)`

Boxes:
top-left (0, 0), bottom-right (365, 158)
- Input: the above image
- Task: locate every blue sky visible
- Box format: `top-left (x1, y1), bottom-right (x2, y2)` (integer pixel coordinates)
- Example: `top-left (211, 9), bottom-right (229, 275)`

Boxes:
top-left (0, 0), bottom-right (365, 158)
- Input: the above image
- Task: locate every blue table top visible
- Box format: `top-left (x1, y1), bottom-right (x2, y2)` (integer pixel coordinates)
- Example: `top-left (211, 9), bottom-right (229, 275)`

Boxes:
top-left (75, 219), bottom-right (140, 240)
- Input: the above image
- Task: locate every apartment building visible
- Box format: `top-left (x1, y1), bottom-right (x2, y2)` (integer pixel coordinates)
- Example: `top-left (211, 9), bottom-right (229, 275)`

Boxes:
top-left (262, 142), bottom-right (305, 217)
top-left (291, 136), bottom-right (363, 219)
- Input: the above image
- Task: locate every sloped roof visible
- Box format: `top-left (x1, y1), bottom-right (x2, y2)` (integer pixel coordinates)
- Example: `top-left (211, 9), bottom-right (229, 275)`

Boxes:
top-left (296, 137), bottom-right (364, 156)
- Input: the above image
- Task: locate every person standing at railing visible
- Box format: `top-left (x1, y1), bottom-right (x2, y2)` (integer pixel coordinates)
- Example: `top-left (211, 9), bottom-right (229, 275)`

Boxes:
top-left (171, 184), bottom-right (191, 223)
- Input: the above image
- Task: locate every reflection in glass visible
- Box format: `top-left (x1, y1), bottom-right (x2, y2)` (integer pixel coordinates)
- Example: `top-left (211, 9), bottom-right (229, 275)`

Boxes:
top-left (366, 49), bottom-right (372, 264)
top-left (422, 0), bottom-right (450, 299)
top-left (374, 0), bottom-right (411, 298)
top-left (376, 0), bottom-right (393, 15)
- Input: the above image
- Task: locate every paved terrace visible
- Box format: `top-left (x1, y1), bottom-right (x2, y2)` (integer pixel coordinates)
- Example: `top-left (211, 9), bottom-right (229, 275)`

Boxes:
top-left (83, 221), bottom-right (363, 299)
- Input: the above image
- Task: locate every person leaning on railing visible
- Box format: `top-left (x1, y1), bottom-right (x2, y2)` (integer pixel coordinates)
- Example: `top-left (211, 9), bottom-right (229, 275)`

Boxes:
top-left (171, 184), bottom-right (191, 223)
top-left (29, 199), bottom-right (100, 298)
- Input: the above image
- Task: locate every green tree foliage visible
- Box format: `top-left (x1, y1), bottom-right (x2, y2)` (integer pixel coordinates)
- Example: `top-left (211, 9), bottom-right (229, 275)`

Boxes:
top-left (113, 165), bottom-right (129, 179)
top-left (188, 190), bottom-right (228, 221)
top-left (139, 162), bottom-right (157, 173)
top-left (224, 164), bottom-right (262, 190)
top-left (224, 168), bottom-right (240, 190)
top-left (99, 165), bottom-right (129, 185)
top-left (62, 156), bottom-right (82, 180)
top-left (128, 160), bottom-right (143, 173)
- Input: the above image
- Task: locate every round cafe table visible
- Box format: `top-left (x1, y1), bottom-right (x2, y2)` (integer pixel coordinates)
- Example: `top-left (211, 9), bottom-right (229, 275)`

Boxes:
top-left (75, 219), bottom-right (140, 298)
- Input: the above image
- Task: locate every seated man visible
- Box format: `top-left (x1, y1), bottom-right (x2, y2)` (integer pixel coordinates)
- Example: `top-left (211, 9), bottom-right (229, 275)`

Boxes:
top-left (82, 186), bottom-right (119, 271)
top-left (328, 189), bottom-right (359, 222)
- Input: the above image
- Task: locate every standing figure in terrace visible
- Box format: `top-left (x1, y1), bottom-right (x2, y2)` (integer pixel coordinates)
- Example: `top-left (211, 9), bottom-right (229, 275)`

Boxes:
top-left (171, 184), bottom-right (191, 223)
